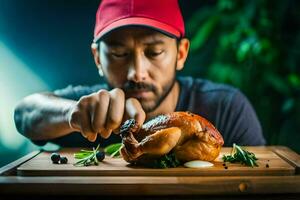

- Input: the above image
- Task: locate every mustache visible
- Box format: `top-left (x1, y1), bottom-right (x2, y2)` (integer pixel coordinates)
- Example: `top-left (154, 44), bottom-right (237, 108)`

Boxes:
top-left (122, 81), bottom-right (155, 92)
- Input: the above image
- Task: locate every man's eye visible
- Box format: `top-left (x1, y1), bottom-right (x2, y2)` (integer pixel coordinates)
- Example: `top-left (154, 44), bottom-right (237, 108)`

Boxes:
top-left (111, 52), bottom-right (128, 58)
top-left (147, 51), bottom-right (163, 57)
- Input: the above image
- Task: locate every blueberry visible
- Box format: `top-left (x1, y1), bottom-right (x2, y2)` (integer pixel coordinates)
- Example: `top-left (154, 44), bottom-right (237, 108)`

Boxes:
top-left (51, 153), bottom-right (60, 164)
top-left (96, 151), bottom-right (105, 161)
top-left (60, 156), bottom-right (68, 164)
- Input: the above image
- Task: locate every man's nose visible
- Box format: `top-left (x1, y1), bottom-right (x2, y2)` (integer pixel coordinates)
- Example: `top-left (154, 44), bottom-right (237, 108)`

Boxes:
top-left (127, 53), bottom-right (149, 82)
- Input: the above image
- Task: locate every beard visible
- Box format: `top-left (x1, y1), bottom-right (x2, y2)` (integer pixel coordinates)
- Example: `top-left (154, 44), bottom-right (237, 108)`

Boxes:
top-left (103, 59), bottom-right (178, 113)
top-left (122, 76), bottom-right (176, 113)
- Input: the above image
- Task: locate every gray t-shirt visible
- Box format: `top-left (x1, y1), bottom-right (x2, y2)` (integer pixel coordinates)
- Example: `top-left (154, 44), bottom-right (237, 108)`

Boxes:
top-left (33, 76), bottom-right (266, 147)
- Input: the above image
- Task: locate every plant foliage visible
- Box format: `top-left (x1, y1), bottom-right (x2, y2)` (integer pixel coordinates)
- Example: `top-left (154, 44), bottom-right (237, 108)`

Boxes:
top-left (183, 0), bottom-right (300, 153)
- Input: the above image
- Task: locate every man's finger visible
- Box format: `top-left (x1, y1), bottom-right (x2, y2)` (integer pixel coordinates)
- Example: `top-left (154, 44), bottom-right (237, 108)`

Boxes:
top-left (105, 88), bottom-right (125, 130)
top-left (125, 98), bottom-right (146, 127)
top-left (98, 127), bottom-right (112, 139)
top-left (91, 90), bottom-right (110, 133)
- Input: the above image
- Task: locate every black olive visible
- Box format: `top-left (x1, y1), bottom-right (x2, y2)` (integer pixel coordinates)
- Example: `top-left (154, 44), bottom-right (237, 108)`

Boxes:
top-left (96, 151), bottom-right (105, 161)
top-left (60, 156), bottom-right (68, 164)
top-left (51, 153), bottom-right (60, 164)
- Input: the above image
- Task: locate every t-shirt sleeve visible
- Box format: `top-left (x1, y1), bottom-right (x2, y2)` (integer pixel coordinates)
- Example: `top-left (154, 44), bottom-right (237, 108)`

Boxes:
top-left (219, 90), bottom-right (266, 146)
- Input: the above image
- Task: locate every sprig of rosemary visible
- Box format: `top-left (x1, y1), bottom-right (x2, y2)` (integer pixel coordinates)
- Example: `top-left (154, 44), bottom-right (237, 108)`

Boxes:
top-left (73, 144), bottom-right (100, 167)
top-left (222, 143), bottom-right (258, 167)
top-left (73, 143), bottom-right (122, 167)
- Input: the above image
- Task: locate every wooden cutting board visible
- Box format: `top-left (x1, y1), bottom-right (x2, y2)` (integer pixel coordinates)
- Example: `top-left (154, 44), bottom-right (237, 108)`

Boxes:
top-left (17, 146), bottom-right (297, 176)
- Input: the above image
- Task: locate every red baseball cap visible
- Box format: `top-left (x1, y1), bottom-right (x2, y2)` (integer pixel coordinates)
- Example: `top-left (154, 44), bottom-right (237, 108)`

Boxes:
top-left (93, 0), bottom-right (185, 42)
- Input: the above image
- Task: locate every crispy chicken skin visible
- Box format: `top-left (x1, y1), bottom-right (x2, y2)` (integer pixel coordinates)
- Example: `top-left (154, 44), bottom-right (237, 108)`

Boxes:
top-left (120, 112), bottom-right (224, 164)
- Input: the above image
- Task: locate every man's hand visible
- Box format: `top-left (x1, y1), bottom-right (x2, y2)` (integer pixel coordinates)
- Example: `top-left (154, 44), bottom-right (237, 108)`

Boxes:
top-left (67, 88), bottom-right (145, 142)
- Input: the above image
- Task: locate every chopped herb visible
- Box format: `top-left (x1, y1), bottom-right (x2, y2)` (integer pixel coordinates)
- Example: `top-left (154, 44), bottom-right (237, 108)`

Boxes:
top-left (140, 152), bottom-right (181, 168)
top-left (73, 144), bottom-right (103, 167)
top-left (222, 143), bottom-right (258, 167)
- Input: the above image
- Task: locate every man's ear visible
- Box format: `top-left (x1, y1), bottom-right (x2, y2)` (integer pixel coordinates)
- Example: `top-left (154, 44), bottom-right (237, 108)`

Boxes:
top-left (91, 42), bottom-right (100, 65)
top-left (91, 42), bottom-right (104, 76)
top-left (176, 38), bottom-right (190, 71)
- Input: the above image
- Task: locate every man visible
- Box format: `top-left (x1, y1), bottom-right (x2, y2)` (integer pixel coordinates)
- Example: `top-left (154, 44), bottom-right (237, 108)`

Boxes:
top-left (14, 0), bottom-right (266, 148)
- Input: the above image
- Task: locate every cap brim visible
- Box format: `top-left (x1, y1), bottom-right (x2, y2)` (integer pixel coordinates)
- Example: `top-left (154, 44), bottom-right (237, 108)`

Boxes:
top-left (93, 17), bottom-right (181, 42)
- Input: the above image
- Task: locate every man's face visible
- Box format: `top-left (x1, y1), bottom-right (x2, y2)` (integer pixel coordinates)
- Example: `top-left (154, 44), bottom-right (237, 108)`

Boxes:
top-left (98, 27), bottom-right (179, 113)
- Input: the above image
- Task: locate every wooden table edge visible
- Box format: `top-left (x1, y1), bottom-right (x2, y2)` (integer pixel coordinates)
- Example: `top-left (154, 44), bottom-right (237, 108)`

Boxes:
top-left (0, 150), bottom-right (41, 176)
top-left (0, 175), bottom-right (300, 195)
top-left (269, 146), bottom-right (300, 174)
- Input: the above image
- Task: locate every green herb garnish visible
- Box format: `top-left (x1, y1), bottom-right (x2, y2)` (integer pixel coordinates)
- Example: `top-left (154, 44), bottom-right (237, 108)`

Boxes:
top-left (156, 152), bottom-right (181, 168)
top-left (104, 143), bottom-right (123, 157)
top-left (73, 143), bottom-right (122, 167)
top-left (141, 152), bottom-right (181, 168)
top-left (222, 143), bottom-right (258, 167)
top-left (73, 144), bottom-right (101, 167)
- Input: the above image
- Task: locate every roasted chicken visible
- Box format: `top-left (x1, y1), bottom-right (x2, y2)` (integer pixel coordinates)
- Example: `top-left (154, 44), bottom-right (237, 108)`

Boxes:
top-left (120, 112), bottom-right (224, 165)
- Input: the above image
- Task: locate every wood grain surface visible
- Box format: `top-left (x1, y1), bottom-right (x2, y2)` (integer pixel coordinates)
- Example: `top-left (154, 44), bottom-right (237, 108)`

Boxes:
top-left (17, 146), bottom-right (296, 176)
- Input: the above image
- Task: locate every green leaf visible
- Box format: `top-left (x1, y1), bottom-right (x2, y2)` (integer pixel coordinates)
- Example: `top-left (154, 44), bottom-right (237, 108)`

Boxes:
top-left (190, 15), bottom-right (219, 52)
top-left (104, 143), bottom-right (122, 157)
top-left (236, 40), bottom-right (251, 62)
top-left (282, 98), bottom-right (295, 113)
top-left (186, 7), bottom-right (216, 36)
top-left (288, 73), bottom-right (300, 88)
top-left (217, 0), bottom-right (237, 11)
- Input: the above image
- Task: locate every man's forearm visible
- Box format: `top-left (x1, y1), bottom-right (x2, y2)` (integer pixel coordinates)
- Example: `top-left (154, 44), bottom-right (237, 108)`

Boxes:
top-left (14, 93), bottom-right (76, 141)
